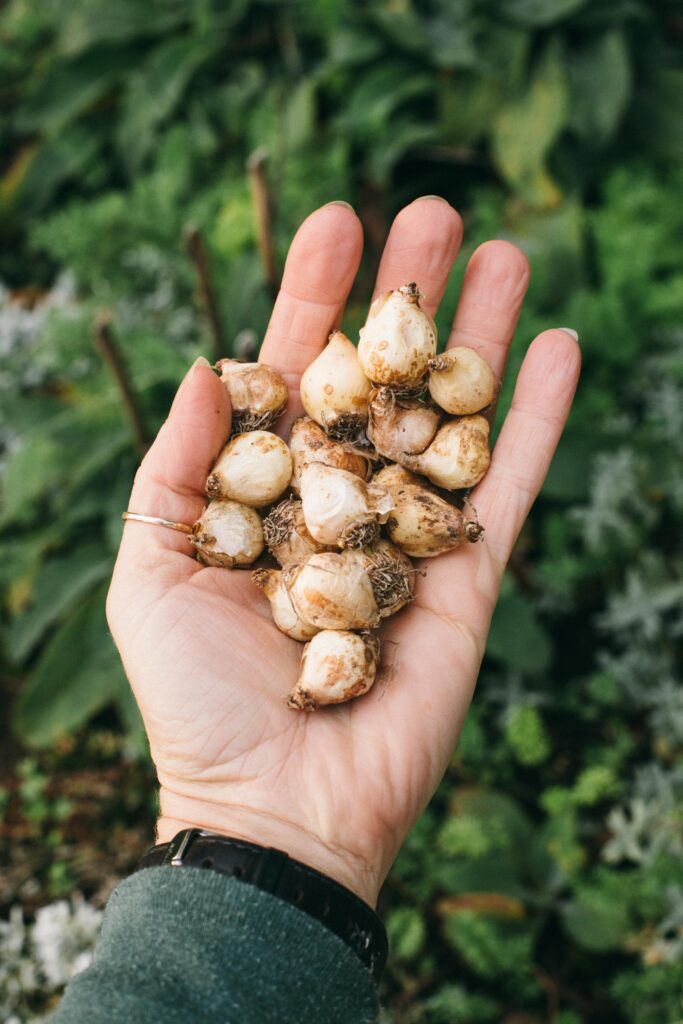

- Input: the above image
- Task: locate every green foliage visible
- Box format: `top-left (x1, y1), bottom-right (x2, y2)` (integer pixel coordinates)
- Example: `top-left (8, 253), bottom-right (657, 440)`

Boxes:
top-left (504, 705), bottom-right (551, 766)
top-left (1, 1), bottom-right (682, 1020)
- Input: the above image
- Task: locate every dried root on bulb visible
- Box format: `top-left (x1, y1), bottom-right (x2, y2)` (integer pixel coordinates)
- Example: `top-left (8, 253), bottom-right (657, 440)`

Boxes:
top-left (299, 462), bottom-right (392, 549)
top-left (262, 497), bottom-right (328, 567)
top-left (373, 464), bottom-right (484, 558)
top-left (252, 568), bottom-right (319, 641)
top-left (427, 347), bottom-right (497, 415)
top-left (288, 417), bottom-right (372, 495)
top-left (358, 283), bottom-right (437, 390)
top-left (408, 415), bottom-right (491, 491)
top-left (288, 630), bottom-right (380, 710)
top-left (216, 360), bottom-right (288, 433)
top-left (300, 330), bottom-right (371, 441)
top-left (343, 539), bottom-right (416, 618)
top-left (191, 500), bottom-right (264, 568)
top-left (285, 551), bottom-right (380, 630)
top-left (206, 430), bottom-right (292, 508)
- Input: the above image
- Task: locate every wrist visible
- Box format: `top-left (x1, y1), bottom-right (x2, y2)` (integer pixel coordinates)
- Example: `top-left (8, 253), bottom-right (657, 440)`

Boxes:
top-left (156, 795), bottom-right (381, 908)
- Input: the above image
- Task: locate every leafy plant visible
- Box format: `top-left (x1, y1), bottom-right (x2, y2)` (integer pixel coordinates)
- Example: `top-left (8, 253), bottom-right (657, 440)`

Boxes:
top-left (1, 1), bottom-right (682, 1020)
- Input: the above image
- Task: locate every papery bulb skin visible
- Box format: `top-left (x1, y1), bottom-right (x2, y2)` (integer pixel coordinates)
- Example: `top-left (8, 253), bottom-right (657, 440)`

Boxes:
top-left (427, 347), bottom-right (497, 415)
top-left (288, 630), bottom-right (380, 710)
top-left (373, 464), bottom-right (484, 557)
top-left (191, 500), bottom-right (264, 568)
top-left (358, 283), bottom-right (437, 389)
top-left (262, 497), bottom-right (328, 567)
top-left (300, 331), bottom-right (372, 441)
top-left (342, 539), bottom-right (415, 618)
top-left (299, 462), bottom-right (390, 549)
top-left (367, 389), bottom-right (442, 464)
top-left (252, 568), bottom-right (320, 641)
top-left (216, 360), bottom-right (288, 432)
top-left (409, 415), bottom-right (490, 491)
top-left (288, 417), bottom-right (372, 496)
top-left (206, 430), bottom-right (293, 508)
top-left (285, 551), bottom-right (380, 630)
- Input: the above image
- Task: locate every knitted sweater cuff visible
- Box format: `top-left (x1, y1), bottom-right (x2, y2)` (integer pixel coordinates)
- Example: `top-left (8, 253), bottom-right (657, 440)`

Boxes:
top-left (50, 866), bottom-right (380, 1024)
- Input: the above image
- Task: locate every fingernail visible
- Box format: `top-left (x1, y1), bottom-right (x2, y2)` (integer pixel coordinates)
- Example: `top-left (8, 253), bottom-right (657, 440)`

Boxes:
top-left (190, 355), bottom-right (213, 378)
top-left (558, 328), bottom-right (579, 341)
top-left (325, 200), bottom-right (354, 211)
top-left (414, 195), bottom-right (450, 205)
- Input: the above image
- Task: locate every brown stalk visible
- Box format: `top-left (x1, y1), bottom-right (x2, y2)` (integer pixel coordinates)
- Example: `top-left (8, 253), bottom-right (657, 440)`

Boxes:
top-left (247, 147), bottom-right (279, 302)
top-left (184, 224), bottom-right (226, 362)
top-left (93, 312), bottom-right (150, 458)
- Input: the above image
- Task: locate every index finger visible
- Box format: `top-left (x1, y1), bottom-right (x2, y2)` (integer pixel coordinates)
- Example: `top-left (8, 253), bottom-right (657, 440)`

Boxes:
top-left (259, 202), bottom-right (363, 432)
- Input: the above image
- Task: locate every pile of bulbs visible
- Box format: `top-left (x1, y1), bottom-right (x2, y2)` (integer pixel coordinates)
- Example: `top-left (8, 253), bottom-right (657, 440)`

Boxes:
top-left (191, 284), bottom-right (496, 710)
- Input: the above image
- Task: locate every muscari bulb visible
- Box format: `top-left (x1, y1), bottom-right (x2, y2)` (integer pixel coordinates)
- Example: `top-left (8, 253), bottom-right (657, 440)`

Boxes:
top-left (300, 330), bottom-right (372, 441)
top-left (191, 500), bottom-right (264, 568)
top-left (427, 347), bottom-right (497, 415)
top-left (409, 415), bottom-right (491, 491)
top-left (342, 539), bottom-right (415, 618)
top-left (373, 464), bottom-right (484, 558)
top-left (262, 497), bottom-right (328, 567)
top-left (299, 462), bottom-right (392, 549)
top-left (216, 359), bottom-right (289, 432)
top-left (367, 389), bottom-right (442, 464)
top-left (251, 568), bottom-right (319, 641)
top-left (288, 630), bottom-right (380, 711)
top-left (285, 551), bottom-right (380, 630)
top-left (358, 283), bottom-right (437, 390)
top-left (206, 430), bottom-right (292, 508)
top-left (288, 417), bottom-right (372, 496)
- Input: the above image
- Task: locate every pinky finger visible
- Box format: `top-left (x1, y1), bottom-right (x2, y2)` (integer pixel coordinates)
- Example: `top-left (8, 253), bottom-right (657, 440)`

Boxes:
top-left (472, 329), bottom-right (581, 569)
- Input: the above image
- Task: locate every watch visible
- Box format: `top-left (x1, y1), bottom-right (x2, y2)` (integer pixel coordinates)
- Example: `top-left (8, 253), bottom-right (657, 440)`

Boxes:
top-left (137, 828), bottom-right (388, 983)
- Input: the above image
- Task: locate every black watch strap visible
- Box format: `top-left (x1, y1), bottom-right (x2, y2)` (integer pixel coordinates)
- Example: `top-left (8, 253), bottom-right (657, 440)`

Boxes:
top-left (137, 829), bottom-right (387, 982)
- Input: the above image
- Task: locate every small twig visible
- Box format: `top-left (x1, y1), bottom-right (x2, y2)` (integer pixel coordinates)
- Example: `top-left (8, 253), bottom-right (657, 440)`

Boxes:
top-left (247, 147), bottom-right (279, 302)
top-left (93, 312), bottom-right (150, 458)
top-left (184, 224), bottom-right (226, 362)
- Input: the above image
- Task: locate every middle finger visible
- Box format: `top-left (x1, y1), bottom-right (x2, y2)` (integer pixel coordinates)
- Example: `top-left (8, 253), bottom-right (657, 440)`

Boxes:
top-left (371, 197), bottom-right (463, 317)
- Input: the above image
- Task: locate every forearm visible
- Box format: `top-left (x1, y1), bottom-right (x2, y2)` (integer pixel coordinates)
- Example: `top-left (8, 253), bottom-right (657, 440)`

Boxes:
top-left (50, 867), bottom-right (379, 1024)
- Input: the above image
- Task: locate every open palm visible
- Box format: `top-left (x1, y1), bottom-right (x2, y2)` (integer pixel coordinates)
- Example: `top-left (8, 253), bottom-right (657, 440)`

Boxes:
top-left (107, 199), bottom-right (580, 907)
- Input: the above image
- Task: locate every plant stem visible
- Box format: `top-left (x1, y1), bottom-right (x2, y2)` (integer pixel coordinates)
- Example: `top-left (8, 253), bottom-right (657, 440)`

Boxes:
top-left (247, 147), bottom-right (279, 302)
top-left (184, 224), bottom-right (226, 362)
top-left (93, 312), bottom-right (150, 457)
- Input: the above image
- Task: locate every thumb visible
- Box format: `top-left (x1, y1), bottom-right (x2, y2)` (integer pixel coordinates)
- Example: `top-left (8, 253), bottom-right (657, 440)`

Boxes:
top-left (115, 357), bottom-right (231, 575)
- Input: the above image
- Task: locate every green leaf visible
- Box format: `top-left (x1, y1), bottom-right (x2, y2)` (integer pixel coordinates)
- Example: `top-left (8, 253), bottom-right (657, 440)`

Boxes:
top-left (12, 582), bottom-right (126, 747)
top-left (487, 588), bottom-right (552, 674)
top-left (340, 63), bottom-right (433, 141)
top-left (568, 30), bottom-right (631, 143)
top-left (386, 907), bottom-right (426, 961)
top-left (117, 36), bottom-right (216, 170)
top-left (492, 39), bottom-right (569, 206)
top-left (542, 428), bottom-right (607, 501)
top-left (562, 892), bottom-right (631, 951)
top-left (16, 124), bottom-right (101, 213)
top-left (500, 0), bottom-right (588, 27)
top-left (56, 1), bottom-right (189, 57)
top-left (366, 119), bottom-right (435, 183)
top-left (631, 69), bottom-right (683, 162)
top-left (16, 51), bottom-right (125, 136)
top-left (8, 544), bottom-right (113, 663)
top-left (439, 73), bottom-right (502, 146)
top-left (0, 433), bottom-right (72, 529)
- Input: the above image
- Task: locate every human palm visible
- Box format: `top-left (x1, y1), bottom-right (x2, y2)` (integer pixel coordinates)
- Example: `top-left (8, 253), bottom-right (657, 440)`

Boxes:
top-left (107, 198), bottom-right (580, 907)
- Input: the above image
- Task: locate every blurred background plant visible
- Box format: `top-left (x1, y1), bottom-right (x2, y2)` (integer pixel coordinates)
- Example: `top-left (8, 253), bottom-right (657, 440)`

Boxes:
top-left (1, 0), bottom-right (682, 1020)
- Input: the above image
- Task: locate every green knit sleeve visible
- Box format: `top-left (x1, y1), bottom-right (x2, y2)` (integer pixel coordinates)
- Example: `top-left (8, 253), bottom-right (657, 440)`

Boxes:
top-left (49, 867), bottom-right (380, 1024)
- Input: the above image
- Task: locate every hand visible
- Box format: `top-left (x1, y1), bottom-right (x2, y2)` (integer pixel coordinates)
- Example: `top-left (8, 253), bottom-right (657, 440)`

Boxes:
top-left (106, 198), bottom-right (580, 908)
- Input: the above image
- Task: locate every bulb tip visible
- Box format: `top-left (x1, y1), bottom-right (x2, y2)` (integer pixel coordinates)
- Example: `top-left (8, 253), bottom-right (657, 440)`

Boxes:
top-left (465, 520), bottom-right (485, 543)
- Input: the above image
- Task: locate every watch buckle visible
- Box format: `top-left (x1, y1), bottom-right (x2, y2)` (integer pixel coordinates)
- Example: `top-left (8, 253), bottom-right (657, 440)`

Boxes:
top-left (162, 828), bottom-right (200, 867)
